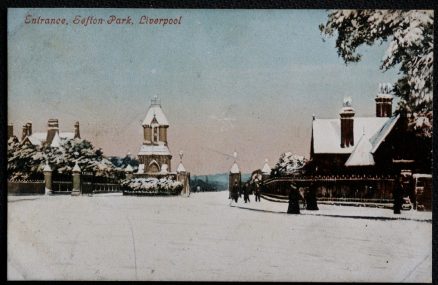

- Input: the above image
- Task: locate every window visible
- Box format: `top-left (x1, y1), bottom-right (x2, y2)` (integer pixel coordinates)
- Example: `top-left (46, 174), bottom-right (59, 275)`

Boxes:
top-left (153, 127), bottom-right (158, 142)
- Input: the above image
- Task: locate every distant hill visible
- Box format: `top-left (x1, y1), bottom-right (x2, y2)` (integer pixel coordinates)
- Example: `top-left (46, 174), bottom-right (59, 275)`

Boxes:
top-left (191, 172), bottom-right (251, 191)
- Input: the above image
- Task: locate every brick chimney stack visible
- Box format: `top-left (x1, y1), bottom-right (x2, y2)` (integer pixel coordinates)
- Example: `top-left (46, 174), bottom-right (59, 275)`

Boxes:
top-left (26, 121), bottom-right (32, 136)
top-left (340, 97), bottom-right (355, 148)
top-left (74, 121), bottom-right (81, 139)
top-left (46, 119), bottom-right (59, 144)
top-left (8, 124), bottom-right (13, 139)
top-left (375, 83), bottom-right (393, 117)
top-left (21, 124), bottom-right (28, 141)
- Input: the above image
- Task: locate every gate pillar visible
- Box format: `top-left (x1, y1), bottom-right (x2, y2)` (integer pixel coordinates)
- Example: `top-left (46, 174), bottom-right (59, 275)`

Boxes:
top-left (71, 162), bottom-right (81, 196)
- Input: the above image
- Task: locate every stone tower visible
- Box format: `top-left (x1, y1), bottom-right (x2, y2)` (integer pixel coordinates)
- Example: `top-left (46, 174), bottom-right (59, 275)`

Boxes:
top-left (137, 96), bottom-right (172, 173)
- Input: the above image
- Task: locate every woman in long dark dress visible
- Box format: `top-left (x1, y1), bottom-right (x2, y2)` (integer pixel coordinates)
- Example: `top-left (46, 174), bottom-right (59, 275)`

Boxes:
top-left (287, 183), bottom-right (300, 214)
top-left (243, 183), bottom-right (250, 203)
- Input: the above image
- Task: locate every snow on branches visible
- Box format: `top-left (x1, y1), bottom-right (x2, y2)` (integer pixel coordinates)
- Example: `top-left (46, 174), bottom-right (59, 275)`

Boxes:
top-left (7, 137), bottom-right (116, 180)
top-left (320, 10), bottom-right (433, 137)
top-left (121, 177), bottom-right (183, 195)
top-left (272, 152), bottom-right (308, 176)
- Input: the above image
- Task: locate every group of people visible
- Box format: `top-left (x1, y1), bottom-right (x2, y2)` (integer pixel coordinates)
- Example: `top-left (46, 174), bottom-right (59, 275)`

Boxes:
top-left (229, 181), bottom-right (262, 204)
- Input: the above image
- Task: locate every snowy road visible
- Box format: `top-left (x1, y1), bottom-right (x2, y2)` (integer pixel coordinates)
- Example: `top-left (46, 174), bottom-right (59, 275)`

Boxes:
top-left (8, 191), bottom-right (432, 282)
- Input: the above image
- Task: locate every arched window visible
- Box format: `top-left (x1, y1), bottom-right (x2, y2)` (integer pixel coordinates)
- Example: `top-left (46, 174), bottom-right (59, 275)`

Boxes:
top-left (148, 160), bottom-right (160, 173)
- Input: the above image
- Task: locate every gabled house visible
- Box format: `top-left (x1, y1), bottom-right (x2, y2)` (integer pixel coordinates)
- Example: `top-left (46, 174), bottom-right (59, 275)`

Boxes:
top-left (21, 119), bottom-right (81, 148)
top-left (309, 84), bottom-right (426, 176)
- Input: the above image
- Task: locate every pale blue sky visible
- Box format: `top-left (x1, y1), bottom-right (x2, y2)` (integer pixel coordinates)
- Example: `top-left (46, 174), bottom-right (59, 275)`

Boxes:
top-left (8, 8), bottom-right (399, 174)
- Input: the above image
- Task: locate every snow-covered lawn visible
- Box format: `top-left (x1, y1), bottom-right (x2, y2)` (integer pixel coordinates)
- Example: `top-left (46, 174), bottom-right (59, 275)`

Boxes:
top-left (8, 191), bottom-right (431, 282)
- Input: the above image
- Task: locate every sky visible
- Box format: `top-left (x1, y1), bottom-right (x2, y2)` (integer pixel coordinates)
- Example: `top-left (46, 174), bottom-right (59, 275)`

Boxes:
top-left (8, 8), bottom-right (400, 175)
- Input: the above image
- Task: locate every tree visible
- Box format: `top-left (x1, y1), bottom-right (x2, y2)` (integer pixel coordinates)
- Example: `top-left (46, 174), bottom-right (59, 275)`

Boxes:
top-left (272, 152), bottom-right (308, 176)
top-left (320, 10), bottom-right (433, 137)
top-left (7, 137), bottom-right (116, 180)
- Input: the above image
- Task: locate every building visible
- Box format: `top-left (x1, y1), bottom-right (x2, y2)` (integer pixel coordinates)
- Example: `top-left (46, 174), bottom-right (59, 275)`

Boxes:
top-left (134, 96), bottom-right (191, 196)
top-left (20, 119), bottom-right (81, 147)
top-left (308, 83), bottom-right (431, 199)
top-left (137, 96), bottom-right (172, 174)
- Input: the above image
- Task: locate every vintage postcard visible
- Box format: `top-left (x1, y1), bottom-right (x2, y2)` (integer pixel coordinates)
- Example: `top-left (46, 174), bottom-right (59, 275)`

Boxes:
top-left (7, 8), bottom-right (433, 281)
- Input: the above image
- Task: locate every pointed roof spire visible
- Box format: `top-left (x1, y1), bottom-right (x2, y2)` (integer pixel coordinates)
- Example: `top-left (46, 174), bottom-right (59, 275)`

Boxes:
top-left (262, 158), bottom-right (271, 174)
top-left (73, 161), bottom-right (81, 173)
top-left (151, 95), bottom-right (161, 106)
top-left (142, 96), bottom-right (169, 126)
top-left (43, 162), bottom-right (52, 172)
top-left (50, 132), bottom-right (61, 147)
top-left (230, 151), bottom-right (240, 173)
top-left (177, 150), bottom-right (186, 173)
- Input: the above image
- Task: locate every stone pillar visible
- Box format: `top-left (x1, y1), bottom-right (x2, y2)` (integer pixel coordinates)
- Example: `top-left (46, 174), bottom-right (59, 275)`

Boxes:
top-left (71, 162), bottom-right (81, 196)
top-left (229, 156), bottom-right (241, 201)
top-left (176, 151), bottom-right (190, 196)
top-left (261, 159), bottom-right (271, 181)
top-left (43, 164), bottom-right (53, 195)
top-left (125, 164), bottom-right (134, 180)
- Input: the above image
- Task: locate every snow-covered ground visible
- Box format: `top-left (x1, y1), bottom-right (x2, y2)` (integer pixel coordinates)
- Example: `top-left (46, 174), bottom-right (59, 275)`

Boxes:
top-left (8, 191), bottom-right (431, 282)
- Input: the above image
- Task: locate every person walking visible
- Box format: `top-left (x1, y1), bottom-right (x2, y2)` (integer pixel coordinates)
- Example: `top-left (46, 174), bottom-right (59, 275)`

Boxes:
top-left (232, 180), bottom-right (239, 203)
top-left (306, 183), bottom-right (319, 211)
top-left (243, 182), bottom-right (250, 203)
top-left (287, 183), bottom-right (300, 214)
top-left (254, 183), bottom-right (261, 202)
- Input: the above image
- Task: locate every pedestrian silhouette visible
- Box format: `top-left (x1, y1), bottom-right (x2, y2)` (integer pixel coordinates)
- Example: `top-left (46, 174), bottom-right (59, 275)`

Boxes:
top-left (287, 183), bottom-right (300, 214)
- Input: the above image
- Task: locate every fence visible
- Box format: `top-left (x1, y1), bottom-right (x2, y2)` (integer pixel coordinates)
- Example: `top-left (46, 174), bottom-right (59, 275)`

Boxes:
top-left (52, 181), bottom-right (73, 194)
top-left (8, 180), bottom-right (45, 195)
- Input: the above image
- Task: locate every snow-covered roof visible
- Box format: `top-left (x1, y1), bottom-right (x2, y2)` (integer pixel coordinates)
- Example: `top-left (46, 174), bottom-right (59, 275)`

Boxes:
top-left (412, 173), bottom-right (432, 179)
top-left (142, 103), bottom-right (169, 126)
top-left (138, 144), bottom-right (171, 156)
top-left (313, 115), bottom-right (400, 167)
top-left (50, 132), bottom-right (61, 147)
top-left (176, 162), bottom-right (186, 173)
top-left (125, 164), bottom-right (134, 172)
top-left (345, 134), bottom-right (375, 167)
top-left (31, 132), bottom-right (47, 141)
top-left (312, 117), bottom-right (391, 154)
top-left (26, 131), bottom-right (76, 146)
top-left (60, 132), bottom-right (75, 139)
top-left (376, 94), bottom-right (394, 99)
top-left (370, 115), bottom-right (400, 154)
top-left (261, 159), bottom-right (271, 174)
top-left (230, 162), bottom-right (240, 174)
top-left (26, 135), bottom-right (44, 146)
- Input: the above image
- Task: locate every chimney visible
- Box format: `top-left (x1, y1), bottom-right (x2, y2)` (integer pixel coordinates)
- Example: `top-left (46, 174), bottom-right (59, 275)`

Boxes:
top-left (21, 124), bottom-right (28, 141)
top-left (46, 119), bottom-right (59, 144)
top-left (26, 121), bottom-right (32, 136)
top-left (375, 83), bottom-right (393, 117)
top-left (74, 121), bottom-right (81, 139)
top-left (8, 124), bottom-right (13, 139)
top-left (340, 97), bottom-right (355, 148)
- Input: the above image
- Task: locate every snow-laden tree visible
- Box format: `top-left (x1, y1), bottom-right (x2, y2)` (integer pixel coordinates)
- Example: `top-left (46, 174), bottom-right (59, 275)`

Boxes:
top-left (7, 137), bottom-right (43, 180)
top-left (272, 152), bottom-right (308, 176)
top-left (109, 154), bottom-right (139, 171)
top-left (320, 10), bottom-right (433, 137)
top-left (7, 137), bottom-right (116, 180)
